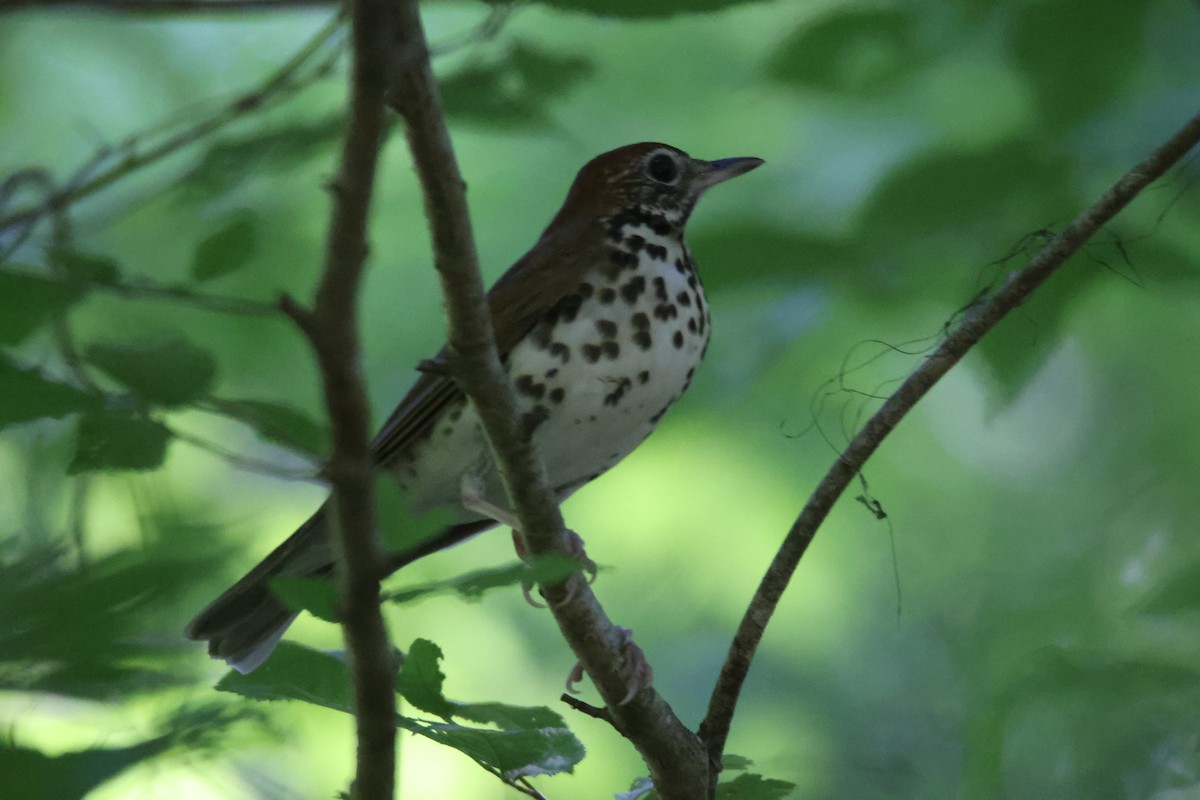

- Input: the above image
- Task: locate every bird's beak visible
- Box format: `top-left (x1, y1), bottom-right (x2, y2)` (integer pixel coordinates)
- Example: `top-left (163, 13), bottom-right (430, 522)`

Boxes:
top-left (695, 156), bottom-right (765, 191)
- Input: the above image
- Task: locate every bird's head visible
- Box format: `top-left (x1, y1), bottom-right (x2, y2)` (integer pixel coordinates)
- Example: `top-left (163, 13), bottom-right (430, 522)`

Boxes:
top-left (554, 142), bottom-right (764, 230)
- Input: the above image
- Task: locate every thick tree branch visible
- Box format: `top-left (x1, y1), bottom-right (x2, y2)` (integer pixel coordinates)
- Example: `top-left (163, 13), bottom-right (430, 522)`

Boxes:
top-left (698, 108), bottom-right (1200, 779)
top-left (386, 2), bottom-right (708, 797)
top-left (285, 0), bottom-right (395, 798)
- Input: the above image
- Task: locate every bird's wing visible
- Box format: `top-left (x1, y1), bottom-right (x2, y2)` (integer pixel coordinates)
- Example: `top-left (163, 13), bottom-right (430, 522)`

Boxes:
top-left (370, 216), bottom-right (600, 466)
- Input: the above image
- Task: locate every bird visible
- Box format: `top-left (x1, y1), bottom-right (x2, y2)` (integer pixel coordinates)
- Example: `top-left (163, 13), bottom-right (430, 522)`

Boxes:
top-left (185, 142), bottom-right (764, 673)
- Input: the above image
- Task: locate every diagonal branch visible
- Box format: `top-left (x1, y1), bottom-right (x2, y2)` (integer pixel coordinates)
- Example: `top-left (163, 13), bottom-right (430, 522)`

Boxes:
top-left (697, 107), bottom-right (1200, 780)
top-left (280, 0), bottom-right (396, 798)
top-left (386, 2), bottom-right (709, 797)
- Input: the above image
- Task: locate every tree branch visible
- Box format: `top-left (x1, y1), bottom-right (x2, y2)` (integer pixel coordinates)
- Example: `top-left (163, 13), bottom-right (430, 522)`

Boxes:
top-left (285, 0), bottom-right (396, 798)
top-left (698, 107), bottom-right (1200, 781)
top-left (386, 2), bottom-right (709, 797)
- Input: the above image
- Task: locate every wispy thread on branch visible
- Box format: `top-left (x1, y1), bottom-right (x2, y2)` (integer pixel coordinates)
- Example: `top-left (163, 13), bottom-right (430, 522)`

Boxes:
top-left (697, 108), bottom-right (1200, 781)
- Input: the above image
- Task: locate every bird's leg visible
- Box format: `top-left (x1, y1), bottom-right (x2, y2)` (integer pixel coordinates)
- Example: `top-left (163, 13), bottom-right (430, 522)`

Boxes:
top-left (565, 626), bottom-right (653, 706)
top-left (460, 472), bottom-right (522, 531)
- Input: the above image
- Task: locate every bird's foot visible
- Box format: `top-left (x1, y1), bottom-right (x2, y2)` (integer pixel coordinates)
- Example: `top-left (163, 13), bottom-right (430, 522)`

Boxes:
top-left (517, 528), bottom-right (598, 608)
top-left (460, 473), bottom-right (522, 531)
top-left (565, 626), bottom-right (653, 706)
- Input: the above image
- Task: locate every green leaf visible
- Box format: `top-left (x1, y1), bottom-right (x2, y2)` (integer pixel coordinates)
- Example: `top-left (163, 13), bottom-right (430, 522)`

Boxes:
top-left (0, 739), bottom-right (173, 800)
top-left (385, 554), bottom-right (581, 606)
top-left (0, 268), bottom-right (86, 345)
top-left (85, 337), bottom-right (217, 407)
top-left (206, 396), bottom-right (328, 457)
top-left (68, 412), bottom-right (172, 473)
top-left (767, 8), bottom-right (923, 95)
top-left (442, 42), bottom-right (591, 130)
top-left (1139, 556), bottom-right (1200, 614)
top-left (453, 701), bottom-right (568, 732)
top-left (217, 641), bottom-right (353, 712)
top-left (715, 773), bottom-right (797, 799)
top-left (0, 359), bottom-right (98, 427)
top-left (376, 476), bottom-right (456, 554)
top-left (617, 777), bottom-right (656, 800)
top-left (723, 754), bottom-right (755, 771)
top-left (191, 211), bottom-right (258, 282)
top-left (269, 577), bottom-right (338, 622)
top-left (530, 0), bottom-right (765, 18)
top-left (396, 638), bottom-right (457, 719)
top-left (220, 642), bottom-right (585, 780)
top-left (46, 247), bottom-right (122, 285)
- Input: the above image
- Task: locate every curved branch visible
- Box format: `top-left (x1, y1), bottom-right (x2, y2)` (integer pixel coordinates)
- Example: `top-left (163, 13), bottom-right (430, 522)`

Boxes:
top-left (698, 108), bottom-right (1200, 778)
top-left (386, 2), bottom-right (709, 797)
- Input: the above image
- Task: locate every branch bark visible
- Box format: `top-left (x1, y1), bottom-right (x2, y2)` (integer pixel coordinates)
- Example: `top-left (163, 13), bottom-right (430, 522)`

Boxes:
top-left (698, 107), bottom-right (1200, 783)
top-left (386, 2), bottom-right (709, 797)
top-left (284, 0), bottom-right (396, 798)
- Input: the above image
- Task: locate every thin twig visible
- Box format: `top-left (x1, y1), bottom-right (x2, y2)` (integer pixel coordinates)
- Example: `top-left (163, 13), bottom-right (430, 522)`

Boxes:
top-left (697, 108), bottom-right (1200, 787)
top-left (293, 0), bottom-right (396, 798)
top-left (386, 3), bottom-right (709, 797)
top-left (0, 12), bottom-right (344, 249)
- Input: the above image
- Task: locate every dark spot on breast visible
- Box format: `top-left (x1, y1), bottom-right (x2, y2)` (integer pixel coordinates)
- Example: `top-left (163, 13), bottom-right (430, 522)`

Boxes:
top-left (653, 303), bottom-right (677, 321)
top-left (515, 374), bottom-right (546, 400)
top-left (687, 317), bottom-right (697, 333)
top-left (674, 258), bottom-right (687, 275)
top-left (650, 216), bottom-right (671, 236)
top-left (620, 276), bottom-right (646, 305)
top-left (672, 330), bottom-right (684, 349)
top-left (638, 370), bottom-right (650, 384)
top-left (596, 319), bottom-right (618, 339)
top-left (645, 243), bottom-right (668, 261)
top-left (582, 344), bottom-right (602, 363)
top-left (677, 291), bottom-right (691, 307)
top-left (599, 287), bottom-right (617, 304)
top-left (578, 281), bottom-right (594, 299)
top-left (687, 276), bottom-right (697, 289)
top-left (545, 367), bottom-right (559, 379)
top-left (530, 320), bottom-right (553, 349)
top-left (448, 406), bottom-right (463, 423)
top-left (631, 311), bottom-right (650, 331)
top-left (602, 341), bottom-right (620, 359)
top-left (625, 234), bottom-right (645, 251)
top-left (558, 293), bottom-right (584, 323)
top-left (609, 250), bottom-right (636, 268)
top-left (549, 342), bottom-right (570, 363)
top-left (633, 330), bottom-right (652, 350)
top-left (523, 404), bottom-right (550, 433)
top-left (604, 377), bottom-right (633, 407)
top-left (653, 276), bottom-right (668, 302)
top-left (549, 387), bottom-right (565, 404)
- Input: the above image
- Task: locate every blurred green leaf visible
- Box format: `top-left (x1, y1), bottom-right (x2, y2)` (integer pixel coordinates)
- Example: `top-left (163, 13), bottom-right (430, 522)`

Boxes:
top-left (0, 544), bottom-right (205, 697)
top-left (766, 8), bottom-right (922, 95)
top-left (385, 554), bottom-right (581, 606)
top-left (85, 336), bottom-right (217, 407)
top-left (270, 576), bottom-right (338, 622)
top-left (396, 638), bottom-right (457, 720)
top-left (0, 358), bottom-right (98, 427)
top-left (531, 0), bottom-right (764, 17)
top-left (715, 773), bottom-right (797, 799)
top-left (723, 754), bottom-right (755, 771)
top-left (0, 268), bottom-right (86, 345)
top-left (0, 739), bottom-right (173, 800)
top-left (180, 115), bottom-right (343, 200)
top-left (442, 42), bottom-right (591, 129)
top-left (206, 396), bottom-right (328, 457)
top-left (376, 476), bottom-right (456, 554)
top-left (452, 701), bottom-right (569, 731)
top-left (68, 411), bottom-right (172, 473)
top-left (1138, 556), bottom-right (1200, 614)
top-left (46, 247), bottom-right (122, 285)
top-left (191, 210), bottom-right (258, 282)
top-left (1011, 0), bottom-right (1144, 128)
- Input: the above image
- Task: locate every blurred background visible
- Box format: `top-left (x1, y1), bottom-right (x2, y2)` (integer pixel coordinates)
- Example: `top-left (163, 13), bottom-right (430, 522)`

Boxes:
top-left (2, 0), bottom-right (1199, 797)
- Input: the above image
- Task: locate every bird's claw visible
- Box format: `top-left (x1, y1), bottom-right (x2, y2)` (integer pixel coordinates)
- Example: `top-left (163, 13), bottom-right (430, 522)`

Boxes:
top-left (517, 528), bottom-right (597, 608)
top-left (565, 626), bottom-right (653, 706)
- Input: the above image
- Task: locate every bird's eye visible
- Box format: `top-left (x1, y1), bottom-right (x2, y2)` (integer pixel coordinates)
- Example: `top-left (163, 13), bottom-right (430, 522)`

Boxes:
top-left (646, 153), bottom-right (678, 184)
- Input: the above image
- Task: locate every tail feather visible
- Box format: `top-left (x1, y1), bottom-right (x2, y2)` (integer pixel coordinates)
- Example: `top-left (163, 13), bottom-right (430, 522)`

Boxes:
top-left (186, 505), bottom-right (496, 673)
top-left (185, 506), bottom-right (332, 673)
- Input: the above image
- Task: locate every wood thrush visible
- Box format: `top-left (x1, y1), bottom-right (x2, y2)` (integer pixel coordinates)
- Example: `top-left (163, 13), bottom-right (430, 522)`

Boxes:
top-left (186, 142), bottom-right (763, 672)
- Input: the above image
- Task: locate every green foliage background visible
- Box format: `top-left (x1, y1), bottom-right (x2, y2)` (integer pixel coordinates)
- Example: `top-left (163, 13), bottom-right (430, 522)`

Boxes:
top-left (2, 0), bottom-right (1199, 797)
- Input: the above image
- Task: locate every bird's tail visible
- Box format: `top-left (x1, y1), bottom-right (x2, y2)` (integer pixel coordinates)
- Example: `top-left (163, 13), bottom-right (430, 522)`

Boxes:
top-left (185, 505), bottom-right (334, 674)
top-left (186, 504), bottom-right (495, 674)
